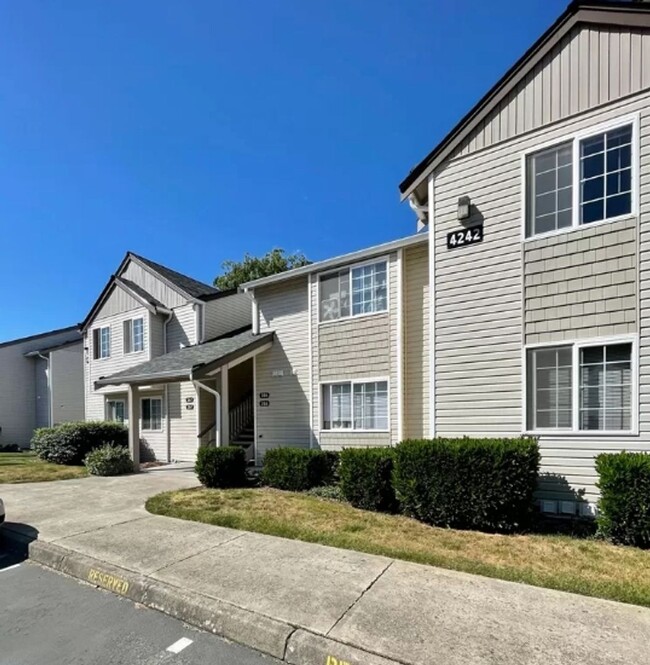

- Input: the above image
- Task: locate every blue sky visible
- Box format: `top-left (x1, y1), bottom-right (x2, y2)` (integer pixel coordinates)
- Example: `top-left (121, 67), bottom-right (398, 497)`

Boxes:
top-left (0, 0), bottom-right (566, 341)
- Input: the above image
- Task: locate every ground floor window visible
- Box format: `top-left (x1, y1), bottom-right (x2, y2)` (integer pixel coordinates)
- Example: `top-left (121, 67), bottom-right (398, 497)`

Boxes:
top-left (322, 380), bottom-right (388, 431)
top-left (106, 399), bottom-right (127, 424)
top-left (141, 397), bottom-right (163, 431)
top-left (526, 338), bottom-right (634, 433)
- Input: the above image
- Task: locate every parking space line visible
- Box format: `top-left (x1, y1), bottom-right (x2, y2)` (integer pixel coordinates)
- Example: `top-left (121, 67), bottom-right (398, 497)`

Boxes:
top-left (0, 564), bottom-right (21, 573)
top-left (166, 637), bottom-right (193, 654)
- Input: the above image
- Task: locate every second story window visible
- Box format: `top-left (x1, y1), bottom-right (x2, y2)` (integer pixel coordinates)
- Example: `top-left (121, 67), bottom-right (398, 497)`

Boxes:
top-left (93, 326), bottom-right (111, 360)
top-left (124, 317), bottom-right (144, 354)
top-left (319, 260), bottom-right (388, 322)
top-left (525, 118), bottom-right (636, 239)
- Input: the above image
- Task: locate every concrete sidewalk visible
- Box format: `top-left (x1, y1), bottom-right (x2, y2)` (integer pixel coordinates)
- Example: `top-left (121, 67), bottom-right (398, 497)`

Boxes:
top-left (2, 467), bottom-right (650, 665)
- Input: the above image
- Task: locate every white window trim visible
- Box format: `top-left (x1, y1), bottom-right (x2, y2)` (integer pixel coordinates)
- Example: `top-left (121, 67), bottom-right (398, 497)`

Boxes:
top-left (105, 398), bottom-right (127, 423)
top-left (124, 317), bottom-right (145, 355)
top-left (317, 256), bottom-right (390, 325)
top-left (319, 376), bottom-right (390, 433)
top-left (95, 325), bottom-right (111, 360)
top-left (523, 334), bottom-right (638, 437)
top-left (521, 113), bottom-right (640, 243)
top-left (141, 396), bottom-right (164, 432)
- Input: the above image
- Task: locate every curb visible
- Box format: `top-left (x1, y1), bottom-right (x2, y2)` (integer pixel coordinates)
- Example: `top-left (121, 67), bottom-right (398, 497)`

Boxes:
top-left (1, 530), bottom-right (403, 665)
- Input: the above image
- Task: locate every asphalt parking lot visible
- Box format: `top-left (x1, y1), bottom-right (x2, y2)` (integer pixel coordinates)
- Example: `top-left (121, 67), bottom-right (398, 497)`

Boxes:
top-left (0, 551), bottom-right (280, 665)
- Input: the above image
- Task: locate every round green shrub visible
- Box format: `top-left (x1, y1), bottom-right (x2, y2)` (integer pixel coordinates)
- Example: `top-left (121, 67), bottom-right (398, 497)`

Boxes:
top-left (261, 448), bottom-right (339, 491)
top-left (596, 452), bottom-right (650, 548)
top-left (84, 444), bottom-right (134, 476)
top-left (195, 446), bottom-right (248, 488)
top-left (32, 421), bottom-right (128, 465)
top-left (339, 447), bottom-right (396, 512)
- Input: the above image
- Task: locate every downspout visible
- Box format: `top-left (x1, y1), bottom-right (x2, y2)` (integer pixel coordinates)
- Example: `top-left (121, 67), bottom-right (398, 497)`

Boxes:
top-left (408, 194), bottom-right (429, 233)
top-left (163, 310), bottom-right (174, 462)
top-left (243, 287), bottom-right (259, 335)
top-left (427, 175), bottom-right (436, 438)
top-left (193, 303), bottom-right (205, 345)
top-left (35, 351), bottom-right (53, 427)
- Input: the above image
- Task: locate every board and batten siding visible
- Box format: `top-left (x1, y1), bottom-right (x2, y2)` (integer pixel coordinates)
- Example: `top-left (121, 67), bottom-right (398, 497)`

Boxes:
top-left (524, 218), bottom-right (637, 343)
top-left (203, 293), bottom-right (251, 341)
top-left (121, 261), bottom-right (189, 309)
top-left (403, 243), bottom-right (430, 439)
top-left (50, 343), bottom-right (85, 424)
top-left (94, 285), bottom-right (142, 320)
top-left (314, 254), bottom-right (399, 448)
top-left (455, 26), bottom-right (650, 159)
top-left (255, 278), bottom-right (311, 460)
top-left (433, 87), bottom-right (650, 504)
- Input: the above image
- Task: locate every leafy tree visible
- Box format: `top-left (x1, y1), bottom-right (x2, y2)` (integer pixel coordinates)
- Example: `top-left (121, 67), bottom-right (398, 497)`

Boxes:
top-left (214, 249), bottom-right (311, 290)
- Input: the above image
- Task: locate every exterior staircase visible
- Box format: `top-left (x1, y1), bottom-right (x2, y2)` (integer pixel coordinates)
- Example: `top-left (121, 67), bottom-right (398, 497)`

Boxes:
top-left (229, 392), bottom-right (255, 463)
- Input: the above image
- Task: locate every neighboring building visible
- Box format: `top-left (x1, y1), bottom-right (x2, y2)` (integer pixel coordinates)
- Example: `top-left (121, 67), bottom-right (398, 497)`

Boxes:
top-left (241, 0), bottom-right (650, 515)
top-left (240, 234), bottom-right (428, 462)
top-left (0, 326), bottom-right (84, 448)
top-left (81, 252), bottom-right (255, 462)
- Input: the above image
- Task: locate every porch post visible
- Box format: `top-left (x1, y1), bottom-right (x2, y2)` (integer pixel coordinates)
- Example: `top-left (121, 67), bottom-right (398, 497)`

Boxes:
top-left (220, 365), bottom-right (229, 446)
top-left (127, 384), bottom-right (140, 471)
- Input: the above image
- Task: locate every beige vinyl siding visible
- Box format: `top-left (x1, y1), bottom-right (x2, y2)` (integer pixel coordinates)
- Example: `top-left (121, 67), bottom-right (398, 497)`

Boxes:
top-left (255, 278), bottom-right (311, 460)
top-left (456, 26), bottom-right (650, 159)
top-left (121, 261), bottom-right (188, 308)
top-left (433, 88), bottom-right (650, 504)
top-left (524, 218), bottom-right (637, 343)
top-left (50, 343), bottom-right (85, 424)
top-left (403, 243), bottom-right (430, 439)
top-left (94, 285), bottom-right (142, 320)
top-left (0, 328), bottom-right (81, 447)
top-left (85, 306), bottom-right (150, 420)
top-left (203, 293), bottom-right (251, 341)
top-left (166, 304), bottom-right (196, 351)
top-left (140, 389), bottom-right (168, 462)
top-left (315, 255), bottom-right (398, 449)
top-left (149, 312), bottom-right (165, 357)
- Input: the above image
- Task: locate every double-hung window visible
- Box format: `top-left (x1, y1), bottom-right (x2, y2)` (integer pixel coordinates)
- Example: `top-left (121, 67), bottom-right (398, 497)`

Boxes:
top-left (93, 326), bottom-right (111, 359)
top-left (525, 118), bottom-right (636, 239)
top-left (319, 260), bottom-right (388, 322)
top-left (124, 317), bottom-right (144, 354)
top-left (322, 380), bottom-right (388, 431)
top-left (141, 397), bottom-right (163, 431)
top-left (526, 340), bottom-right (634, 433)
top-left (106, 399), bottom-right (127, 424)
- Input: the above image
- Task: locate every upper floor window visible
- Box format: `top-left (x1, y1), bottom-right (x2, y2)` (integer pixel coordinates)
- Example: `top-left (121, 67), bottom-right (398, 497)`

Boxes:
top-left (526, 340), bottom-right (634, 433)
top-left (525, 119), bottom-right (635, 239)
top-left (92, 326), bottom-right (111, 360)
top-left (124, 317), bottom-right (144, 354)
top-left (319, 260), bottom-right (388, 322)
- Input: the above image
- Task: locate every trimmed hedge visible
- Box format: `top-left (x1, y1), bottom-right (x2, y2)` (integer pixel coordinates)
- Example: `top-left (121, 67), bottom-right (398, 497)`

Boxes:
top-left (596, 452), bottom-right (650, 548)
top-left (32, 421), bottom-right (128, 465)
top-left (339, 447), bottom-right (396, 512)
top-left (261, 448), bottom-right (339, 491)
top-left (84, 444), bottom-right (133, 476)
top-left (393, 437), bottom-right (540, 533)
top-left (195, 446), bottom-right (248, 488)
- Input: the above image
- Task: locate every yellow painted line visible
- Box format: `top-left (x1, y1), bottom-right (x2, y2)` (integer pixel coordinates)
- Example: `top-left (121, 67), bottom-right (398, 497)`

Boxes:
top-left (326, 655), bottom-right (352, 665)
top-left (87, 568), bottom-right (130, 595)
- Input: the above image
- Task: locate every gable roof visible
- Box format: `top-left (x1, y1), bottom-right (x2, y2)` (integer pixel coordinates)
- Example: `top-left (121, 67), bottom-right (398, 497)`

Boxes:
top-left (0, 325), bottom-right (80, 350)
top-left (128, 253), bottom-right (220, 300)
top-left (399, 0), bottom-right (650, 202)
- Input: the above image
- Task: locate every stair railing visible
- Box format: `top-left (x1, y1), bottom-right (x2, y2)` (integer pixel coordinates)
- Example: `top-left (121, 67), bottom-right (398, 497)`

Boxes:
top-left (229, 392), bottom-right (253, 443)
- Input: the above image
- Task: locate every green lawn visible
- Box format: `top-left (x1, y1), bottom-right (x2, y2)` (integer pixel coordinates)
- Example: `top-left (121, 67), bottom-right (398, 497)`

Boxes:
top-left (147, 487), bottom-right (650, 608)
top-left (0, 452), bottom-right (88, 483)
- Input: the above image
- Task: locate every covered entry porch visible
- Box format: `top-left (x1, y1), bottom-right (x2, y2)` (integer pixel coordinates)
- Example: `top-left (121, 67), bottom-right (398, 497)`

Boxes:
top-left (95, 330), bottom-right (273, 468)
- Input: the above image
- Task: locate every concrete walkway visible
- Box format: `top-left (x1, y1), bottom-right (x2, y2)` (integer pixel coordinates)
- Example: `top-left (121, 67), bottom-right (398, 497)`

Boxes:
top-left (2, 467), bottom-right (650, 665)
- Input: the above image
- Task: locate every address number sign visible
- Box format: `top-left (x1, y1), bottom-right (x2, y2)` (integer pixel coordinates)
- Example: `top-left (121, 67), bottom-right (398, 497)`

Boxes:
top-left (447, 224), bottom-right (483, 249)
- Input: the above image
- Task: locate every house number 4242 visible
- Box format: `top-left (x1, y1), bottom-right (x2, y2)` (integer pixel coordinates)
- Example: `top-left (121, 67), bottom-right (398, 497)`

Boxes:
top-left (446, 224), bottom-right (483, 249)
